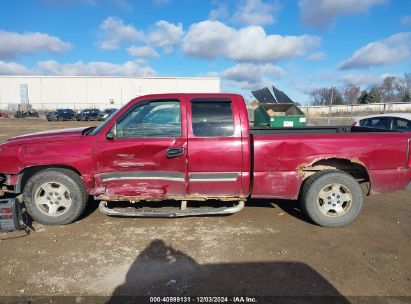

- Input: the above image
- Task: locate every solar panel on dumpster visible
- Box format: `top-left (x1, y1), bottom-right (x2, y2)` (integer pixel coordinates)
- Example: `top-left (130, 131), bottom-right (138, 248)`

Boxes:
top-left (272, 85), bottom-right (294, 104)
top-left (252, 85), bottom-right (305, 128)
top-left (252, 86), bottom-right (295, 104)
top-left (251, 87), bottom-right (277, 103)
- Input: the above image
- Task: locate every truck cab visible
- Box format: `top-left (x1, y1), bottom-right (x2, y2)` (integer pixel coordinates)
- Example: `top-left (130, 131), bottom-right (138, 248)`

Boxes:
top-left (90, 93), bottom-right (250, 201)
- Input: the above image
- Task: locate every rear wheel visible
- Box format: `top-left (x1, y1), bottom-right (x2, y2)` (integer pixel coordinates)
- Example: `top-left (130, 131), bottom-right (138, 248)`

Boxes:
top-left (300, 170), bottom-right (363, 227)
top-left (23, 168), bottom-right (88, 225)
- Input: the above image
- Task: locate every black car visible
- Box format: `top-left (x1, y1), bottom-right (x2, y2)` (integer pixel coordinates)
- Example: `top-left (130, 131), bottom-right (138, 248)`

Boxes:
top-left (76, 109), bottom-right (101, 121)
top-left (14, 109), bottom-right (39, 118)
top-left (97, 108), bottom-right (117, 121)
top-left (46, 109), bottom-right (76, 121)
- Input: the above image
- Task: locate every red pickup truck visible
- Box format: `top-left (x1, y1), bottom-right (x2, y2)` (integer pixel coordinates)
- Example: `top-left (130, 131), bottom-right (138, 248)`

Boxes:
top-left (0, 93), bottom-right (410, 227)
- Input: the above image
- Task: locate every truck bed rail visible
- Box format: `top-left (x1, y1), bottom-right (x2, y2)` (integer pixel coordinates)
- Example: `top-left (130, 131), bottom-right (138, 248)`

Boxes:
top-left (250, 126), bottom-right (398, 135)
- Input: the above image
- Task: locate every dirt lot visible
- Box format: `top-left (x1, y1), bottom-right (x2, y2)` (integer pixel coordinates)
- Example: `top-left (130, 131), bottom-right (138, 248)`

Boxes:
top-left (0, 118), bottom-right (410, 302)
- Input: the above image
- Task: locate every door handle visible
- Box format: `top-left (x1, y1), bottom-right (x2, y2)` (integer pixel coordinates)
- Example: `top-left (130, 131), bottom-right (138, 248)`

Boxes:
top-left (166, 147), bottom-right (184, 158)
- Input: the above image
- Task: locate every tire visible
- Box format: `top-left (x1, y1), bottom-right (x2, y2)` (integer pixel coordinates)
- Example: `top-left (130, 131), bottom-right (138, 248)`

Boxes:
top-left (300, 170), bottom-right (363, 227)
top-left (23, 168), bottom-right (88, 225)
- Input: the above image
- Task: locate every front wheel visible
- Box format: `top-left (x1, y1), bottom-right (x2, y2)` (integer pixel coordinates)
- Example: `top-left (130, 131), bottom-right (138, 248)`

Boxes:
top-left (300, 170), bottom-right (363, 227)
top-left (23, 168), bottom-right (88, 225)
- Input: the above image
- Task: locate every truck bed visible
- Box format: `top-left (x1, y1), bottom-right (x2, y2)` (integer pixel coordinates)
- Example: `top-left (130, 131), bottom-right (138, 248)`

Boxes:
top-left (250, 126), bottom-right (397, 135)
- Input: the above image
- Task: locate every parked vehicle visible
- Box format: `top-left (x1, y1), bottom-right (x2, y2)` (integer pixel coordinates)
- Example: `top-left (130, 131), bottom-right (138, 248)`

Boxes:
top-left (14, 109), bottom-right (39, 118)
top-left (0, 111), bottom-right (9, 118)
top-left (98, 108), bottom-right (117, 121)
top-left (76, 109), bottom-right (101, 121)
top-left (352, 113), bottom-right (411, 131)
top-left (46, 109), bottom-right (76, 121)
top-left (0, 93), bottom-right (410, 228)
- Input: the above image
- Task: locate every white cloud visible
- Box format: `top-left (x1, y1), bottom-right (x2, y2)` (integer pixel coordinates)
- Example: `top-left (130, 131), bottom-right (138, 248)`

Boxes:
top-left (306, 52), bottom-right (326, 61)
top-left (146, 20), bottom-right (184, 53)
top-left (0, 61), bottom-right (34, 75)
top-left (182, 21), bottom-right (235, 60)
top-left (232, 0), bottom-right (278, 26)
top-left (209, 2), bottom-right (230, 21)
top-left (339, 32), bottom-right (411, 70)
top-left (299, 0), bottom-right (385, 29)
top-left (338, 73), bottom-right (398, 88)
top-left (97, 17), bottom-right (183, 54)
top-left (98, 16), bottom-right (144, 49)
top-left (182, 20), bottom-right (320, 62)
top-left (221, 63), bottom-right (284, 89)
top-left (127, 46), bottom-right (159, 58)
top-left (0, 59), bottom-right (156, 76)
top-left (0, 30), bottom-right (71, 60)
top-left (210, 0), bottom-right (279, 26)
top-left (37, 60), bottom-right (156, 76)
top-left (339, 73), bottom-right (382, 87)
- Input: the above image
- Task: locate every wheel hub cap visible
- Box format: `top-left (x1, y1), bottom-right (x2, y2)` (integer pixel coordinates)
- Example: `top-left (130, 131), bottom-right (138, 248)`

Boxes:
top-left (317, 183), bottom-right (352, 217)
top-left (34, 182), bottom-right (72, 217)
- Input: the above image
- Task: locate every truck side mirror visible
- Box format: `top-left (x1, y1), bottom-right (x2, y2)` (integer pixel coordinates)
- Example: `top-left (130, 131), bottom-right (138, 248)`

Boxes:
top-left (106, 132), bottom-right (115, 140)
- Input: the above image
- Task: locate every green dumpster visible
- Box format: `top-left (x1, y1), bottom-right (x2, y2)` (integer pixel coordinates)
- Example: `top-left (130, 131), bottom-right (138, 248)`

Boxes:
top-left (254, 103), bottom-right (306, 128)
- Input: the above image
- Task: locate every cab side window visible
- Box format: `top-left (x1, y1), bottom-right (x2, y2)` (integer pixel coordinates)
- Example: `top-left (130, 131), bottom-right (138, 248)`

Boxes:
top-left (191, 100), bottom-right (234, 137)
top-left (116, 101), bottom-right (181, 138)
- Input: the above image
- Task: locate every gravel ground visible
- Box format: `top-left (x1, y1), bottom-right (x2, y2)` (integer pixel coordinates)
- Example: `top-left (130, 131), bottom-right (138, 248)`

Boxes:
top-left (0, 118), bottom-right (410, 302)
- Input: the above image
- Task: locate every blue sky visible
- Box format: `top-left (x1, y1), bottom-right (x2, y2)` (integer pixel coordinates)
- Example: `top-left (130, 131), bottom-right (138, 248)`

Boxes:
top-left (0, 0), bottom-right (410, 104)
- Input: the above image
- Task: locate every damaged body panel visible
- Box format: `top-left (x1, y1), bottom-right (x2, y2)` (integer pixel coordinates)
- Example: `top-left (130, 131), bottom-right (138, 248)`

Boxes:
top-left (251, 133), bottom-right (411, 197)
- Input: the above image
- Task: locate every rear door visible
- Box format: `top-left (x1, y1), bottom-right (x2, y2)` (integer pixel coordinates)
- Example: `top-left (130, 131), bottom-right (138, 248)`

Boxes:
top-left (186, 97), bottom-right (243, 197)
top-left (93, 98), bottom-right (187, 199)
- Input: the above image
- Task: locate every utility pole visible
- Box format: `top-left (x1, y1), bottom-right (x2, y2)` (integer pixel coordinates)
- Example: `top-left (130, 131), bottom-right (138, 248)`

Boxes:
top-left (327, 86), bottom-right (334, 126)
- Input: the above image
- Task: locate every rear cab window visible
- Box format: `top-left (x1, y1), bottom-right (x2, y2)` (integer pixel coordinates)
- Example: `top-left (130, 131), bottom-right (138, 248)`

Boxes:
top-left (191, 99), bottom-right (234, 137)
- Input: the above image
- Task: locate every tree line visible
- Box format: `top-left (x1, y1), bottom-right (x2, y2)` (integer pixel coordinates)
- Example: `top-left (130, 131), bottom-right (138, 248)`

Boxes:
top-left (309, 73), bottom-right (411, 106)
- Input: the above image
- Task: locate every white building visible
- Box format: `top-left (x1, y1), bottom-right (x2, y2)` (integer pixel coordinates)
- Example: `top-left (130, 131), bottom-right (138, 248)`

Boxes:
top-left (0, 76), bottom-right (220, 110)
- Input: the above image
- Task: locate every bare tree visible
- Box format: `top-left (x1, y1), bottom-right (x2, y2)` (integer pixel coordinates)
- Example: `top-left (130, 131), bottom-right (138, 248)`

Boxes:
top-left (309, 87), bottom-right (343, 106)
top-left (309, 88), bottom-right (328, 106)
top-left (342, 86), bottom-right (360, 104)
top-left (380, 76), bottom-right (396, 103)
top-left (395, 73), bottom-right (411, 102)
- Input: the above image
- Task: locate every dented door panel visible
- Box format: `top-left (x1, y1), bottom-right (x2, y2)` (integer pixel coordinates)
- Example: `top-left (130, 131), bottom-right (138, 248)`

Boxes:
top-left (251, 133), bottom-right (411, 197)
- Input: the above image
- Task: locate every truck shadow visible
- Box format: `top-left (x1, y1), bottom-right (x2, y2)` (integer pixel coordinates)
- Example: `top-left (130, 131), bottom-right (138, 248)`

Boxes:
top-left (107, 239), bottom-right (348, 303)
top-left (247, 198), bottom-right (313, 225)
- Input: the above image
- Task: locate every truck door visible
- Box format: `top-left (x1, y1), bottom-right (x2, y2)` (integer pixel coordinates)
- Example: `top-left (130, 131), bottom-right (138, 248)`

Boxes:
top-left (187, 97), bottom-right (243, 197)
top-left (93, 98), bottom-right (187, 199)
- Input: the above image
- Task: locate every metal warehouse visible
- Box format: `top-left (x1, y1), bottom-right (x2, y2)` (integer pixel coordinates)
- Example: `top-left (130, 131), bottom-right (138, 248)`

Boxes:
top-left (0, 76), bottom-right (220, 110)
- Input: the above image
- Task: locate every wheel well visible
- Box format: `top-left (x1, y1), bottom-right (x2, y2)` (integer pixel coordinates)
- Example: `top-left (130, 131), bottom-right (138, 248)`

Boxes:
top-left (18, 165), bottom-right (82, 193)
top-left (301, 158), bottom-right (370, 193)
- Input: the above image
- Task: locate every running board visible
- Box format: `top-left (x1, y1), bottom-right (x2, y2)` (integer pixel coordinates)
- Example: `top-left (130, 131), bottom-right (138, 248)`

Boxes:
top-left (99, 200), bottom-right (245, 218)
